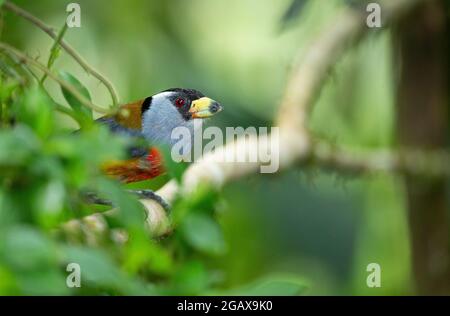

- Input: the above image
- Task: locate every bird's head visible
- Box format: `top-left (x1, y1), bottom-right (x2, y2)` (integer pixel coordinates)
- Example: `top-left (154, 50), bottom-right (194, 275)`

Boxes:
top-left (142, 88), bottom-right (222, 121)
top-left (131, 88), bottom-right (222, 145)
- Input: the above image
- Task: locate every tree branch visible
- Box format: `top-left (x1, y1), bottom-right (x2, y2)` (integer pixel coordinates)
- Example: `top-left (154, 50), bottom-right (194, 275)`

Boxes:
top-left (309, 140), bottom-right (450, 177)
top-left (0, 41), bottom-right (112, 113)
top-left (144, 0), bottom-right (429, 233)
top-left (2, 1), bottom-right (120, 109)
top-left (67, 0), bottom-right (437, 240)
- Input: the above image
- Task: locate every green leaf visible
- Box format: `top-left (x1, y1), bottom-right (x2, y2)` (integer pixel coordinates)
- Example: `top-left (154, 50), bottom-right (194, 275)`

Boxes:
top-left (63, 246), bottom-right (123, 288)
top-left (221, 276), bottom-right (308, 296)
top-left (47, 24), bottom-right (68, 70)
top-left (14, 87), bottom-right (54, 139)
top-left (0, 191), bottom-right (19, 228)
top-left (279, 0), bottom-right (309, 31)
top-left (34, 179), bottom-right (66, 228)
top-left (158, 144), bottom-right (188, 183)
top-left (2, 226), bottom-right (57, 271)
top-left (95, 178), bottom-right (145, 228)
top-left (123, 232), bottom-right (174, 275)
top-left (59, 71), bottom-right (93, 120)
top-left (0, 226), bottom-right (69, 295)
top-left (244, 280), bottom-right (307, 296)
top-left (0, 265), bottom-right (18, 295)
top-left (179, 213), bottom-right (226, 256)
top-left (0, 80), bottom-right (20, 102)
top-left (172, 183), bottom-right (219, 224)
top-left (63, 245), bottom-right (151, 295)
top-left (172, 261), bottom-right (209, 295)
top-left (0, 126), bottom-right (39, 166)
top-left (40, 23), bottom-right (68, 85)
top-left (16, 269), bottom-right (69, 295)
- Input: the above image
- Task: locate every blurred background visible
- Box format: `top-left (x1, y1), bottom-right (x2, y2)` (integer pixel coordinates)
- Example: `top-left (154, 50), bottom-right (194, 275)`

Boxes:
top-left (1, 0), bottom-right (448, 295)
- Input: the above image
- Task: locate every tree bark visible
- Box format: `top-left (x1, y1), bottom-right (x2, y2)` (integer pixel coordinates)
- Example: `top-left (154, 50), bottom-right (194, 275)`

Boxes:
top-left (394, 0), bottom-right (450, 295)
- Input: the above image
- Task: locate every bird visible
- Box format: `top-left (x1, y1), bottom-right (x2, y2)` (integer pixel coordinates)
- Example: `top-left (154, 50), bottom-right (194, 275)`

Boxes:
top-left (96, 88), bottom-right (223, 183)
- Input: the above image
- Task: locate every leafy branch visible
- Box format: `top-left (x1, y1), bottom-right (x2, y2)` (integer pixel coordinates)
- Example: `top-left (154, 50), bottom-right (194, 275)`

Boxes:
top-left (40, 22), bottom-right (68, 85)
top-left (3, 1), bottom-right (120, 109)
top-left (0, 41), bottom-right (110, 114)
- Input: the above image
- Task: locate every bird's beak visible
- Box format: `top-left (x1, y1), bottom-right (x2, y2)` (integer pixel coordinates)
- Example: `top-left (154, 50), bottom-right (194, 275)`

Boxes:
top-left (189, 97), bottom-right (223, 118)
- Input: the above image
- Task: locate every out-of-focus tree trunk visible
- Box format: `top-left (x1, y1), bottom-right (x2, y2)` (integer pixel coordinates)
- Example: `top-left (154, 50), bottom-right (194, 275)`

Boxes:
top-left (394, 0), bottom-right (450, 295)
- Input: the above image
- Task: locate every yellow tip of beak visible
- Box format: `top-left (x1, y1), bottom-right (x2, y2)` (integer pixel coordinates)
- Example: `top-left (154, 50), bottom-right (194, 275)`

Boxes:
top-left (189, 97), bottom-right (222, 118)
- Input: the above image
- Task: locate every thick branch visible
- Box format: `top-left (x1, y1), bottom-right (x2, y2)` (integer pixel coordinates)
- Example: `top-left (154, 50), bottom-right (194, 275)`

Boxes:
top-left (68, 1), bottom-right (432, 237)
top-left (310, 141), bottom-right (450, 177)
top-left (169, 0), bottom-right (427, 199)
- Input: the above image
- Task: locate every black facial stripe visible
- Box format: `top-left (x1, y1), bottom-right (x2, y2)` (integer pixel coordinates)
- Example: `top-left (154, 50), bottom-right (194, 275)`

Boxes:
top-left (141, 96), bottom-right (152, 114)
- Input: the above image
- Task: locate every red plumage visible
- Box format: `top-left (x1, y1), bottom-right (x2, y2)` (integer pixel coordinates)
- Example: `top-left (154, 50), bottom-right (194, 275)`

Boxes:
top-left (98, 99), bottom-right (166, 183)
top-left (102, 147), bottom-right (165, 183)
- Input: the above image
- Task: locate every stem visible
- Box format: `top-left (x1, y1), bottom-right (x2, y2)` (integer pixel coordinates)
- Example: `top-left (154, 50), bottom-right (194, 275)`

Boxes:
top-left (0, 41), bottom-right (111, 114)
top-left (3, 1), bottom-right (120, 109)
top-left (40, 23), bottom-right (68, 84)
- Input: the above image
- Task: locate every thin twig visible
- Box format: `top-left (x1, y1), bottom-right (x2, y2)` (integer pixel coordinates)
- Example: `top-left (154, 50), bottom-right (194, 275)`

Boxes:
top-left (0, 41), bottom-right (112, 114)
top-left (4, 51), bottom-right (41, 83)
top-left (0, 55), bottom-right (26, 84)
top-left (3, 1), bottom-right (120, 109)
top-left (40, 23), bottom-right (68, 84)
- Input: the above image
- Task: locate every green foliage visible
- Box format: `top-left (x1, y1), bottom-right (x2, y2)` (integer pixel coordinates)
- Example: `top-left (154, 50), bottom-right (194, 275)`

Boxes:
top-left (158, 145), bottom-right (188, 183)
top-left (219, 276), bottom-right (307, 296)
top-left (0, 74), bottom-right (154, 293)
top-left (280, 0), bottom-right (310, 30)
top-left (0, 69), bottom-right (305, 295)
top-left (40, 24), bottom-right (68, 85)
top-left (4, 0), bottom-right (414, 296)
top-left (59, 71), bottom-right (93, 127)
top-left (14, 87), bottom-right (54, 139)
top-left (59, 71), bottom-right (92, 118)
top-left (0, 225), bottom-right (68, 295)
top-left (180, 213), bottom-right (227, 256)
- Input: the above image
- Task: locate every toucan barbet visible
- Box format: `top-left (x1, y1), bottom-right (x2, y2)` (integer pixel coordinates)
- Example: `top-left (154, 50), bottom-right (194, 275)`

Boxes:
top-left (97, 88), bottom-right (222, 183)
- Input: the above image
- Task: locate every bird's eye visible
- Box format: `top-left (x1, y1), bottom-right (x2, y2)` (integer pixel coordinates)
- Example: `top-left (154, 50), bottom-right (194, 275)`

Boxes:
top-left (175, 98), bottom-right (185, 108)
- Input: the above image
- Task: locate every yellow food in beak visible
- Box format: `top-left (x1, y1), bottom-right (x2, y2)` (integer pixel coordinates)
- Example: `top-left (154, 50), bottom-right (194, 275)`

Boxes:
top-left (189, 97), bottom-right (222, 118)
